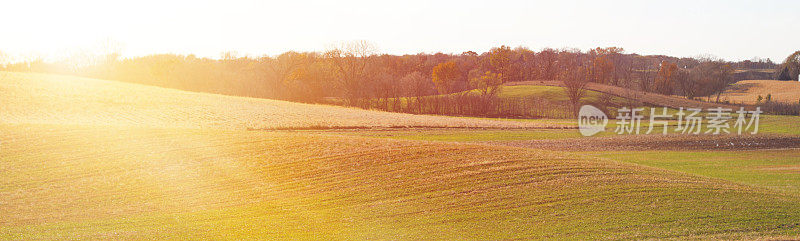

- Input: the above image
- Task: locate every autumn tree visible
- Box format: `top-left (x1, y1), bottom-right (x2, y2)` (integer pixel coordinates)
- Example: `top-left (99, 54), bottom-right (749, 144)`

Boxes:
top-left (431, 61), bottom-right (461, 94)
top-left (775, 51), bottom-right (800, 81)
top-left (588, 47), bottom-right (611, 84)
top-left (489, 45), bottom-right (513, 82)
top-left (469, 71), bottom-right (502, 100)
top-left (655, 61), bottom-right (677, 95)
top-left (587, 47), bottom-right (625, 85)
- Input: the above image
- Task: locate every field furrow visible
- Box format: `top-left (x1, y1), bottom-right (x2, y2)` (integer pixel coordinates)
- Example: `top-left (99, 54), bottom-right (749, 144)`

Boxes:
top-left (2, 124), bottom-right (800, 239)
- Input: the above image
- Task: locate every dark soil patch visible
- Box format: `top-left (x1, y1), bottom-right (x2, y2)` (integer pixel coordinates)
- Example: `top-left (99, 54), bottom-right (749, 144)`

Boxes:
top-left (486, 134), bottom-right (800, 151)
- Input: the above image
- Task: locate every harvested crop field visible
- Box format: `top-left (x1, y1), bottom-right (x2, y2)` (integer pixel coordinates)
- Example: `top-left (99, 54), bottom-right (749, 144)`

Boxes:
top-left (717, 79), bottom-right (800, 104)
top-left (0, 72), bottom-right (565, 130)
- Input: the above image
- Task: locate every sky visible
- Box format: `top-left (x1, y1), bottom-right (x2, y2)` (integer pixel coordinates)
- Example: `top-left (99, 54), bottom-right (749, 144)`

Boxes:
top-left (1, 0), bottom-right (798, 62)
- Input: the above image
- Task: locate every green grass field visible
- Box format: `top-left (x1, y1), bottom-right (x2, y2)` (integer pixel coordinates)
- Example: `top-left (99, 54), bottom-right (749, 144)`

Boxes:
top-left (493, 84), bottom-right (710, 119)
top-left (496, 85), bottom-right (619, 104)
top-left (588, 149), bottom-right (800, 195)
top-left (3, 124), bottom-right (800, 239)
top-left (3, 72), bottom-right (800, 239)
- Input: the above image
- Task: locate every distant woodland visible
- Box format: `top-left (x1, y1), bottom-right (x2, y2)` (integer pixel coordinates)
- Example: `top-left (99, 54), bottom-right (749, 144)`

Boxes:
top-left (2, 42), bottom-right (797, 117)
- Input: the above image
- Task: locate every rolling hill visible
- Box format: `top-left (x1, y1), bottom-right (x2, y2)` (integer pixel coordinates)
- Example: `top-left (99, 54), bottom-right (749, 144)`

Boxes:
top-left (3, 124), bottom-right (800, 239)
top-left (0, 72), bottom-right (564, 130)
top-left (2, 72), bottom-right (800, 239)
top-left (717, 79), bottom-right (800, 104)
top-left (506, 80), bottom-right (740, 109)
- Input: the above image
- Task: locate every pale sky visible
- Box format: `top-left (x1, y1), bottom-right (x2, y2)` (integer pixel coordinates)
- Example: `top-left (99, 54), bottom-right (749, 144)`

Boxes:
top-left (1, 0), bottom-right (798, 62)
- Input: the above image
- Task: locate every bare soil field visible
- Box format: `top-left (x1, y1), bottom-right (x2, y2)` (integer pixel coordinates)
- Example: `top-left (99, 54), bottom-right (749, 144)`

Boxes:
top-left (717, 80), bottom-right (800, 104)
top-left (485, 134), bottom-right (800, 151)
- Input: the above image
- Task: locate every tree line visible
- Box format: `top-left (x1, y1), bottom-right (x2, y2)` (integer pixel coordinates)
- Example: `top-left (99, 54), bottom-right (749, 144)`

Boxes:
top-left (1, 42), bottom-right (792, 117)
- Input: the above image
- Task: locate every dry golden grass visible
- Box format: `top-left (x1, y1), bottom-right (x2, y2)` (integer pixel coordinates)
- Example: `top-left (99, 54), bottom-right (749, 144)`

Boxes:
top-left (719, 80), bottom-right (800, 104)
top-left (0, 72), bottom-right (564, 130)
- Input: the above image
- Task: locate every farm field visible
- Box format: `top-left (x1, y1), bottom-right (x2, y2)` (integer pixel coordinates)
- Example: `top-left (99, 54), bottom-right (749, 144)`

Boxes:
top-left (588, 149), bottom-right (800, 195)
top-left (4, 0), bottom-right (798, 239)
top-left (506, 80), bottom-right (740, 110)
top-left (336, 114), bottom-right (800, 143)
top-left (2, 72), bottom-right (800, 239)
top-left (0, 72), bottom-right (563, 130)
top-left (717, 79), bottom-right (800, 104)
top-left (4, 124), bottom-right (800, 239)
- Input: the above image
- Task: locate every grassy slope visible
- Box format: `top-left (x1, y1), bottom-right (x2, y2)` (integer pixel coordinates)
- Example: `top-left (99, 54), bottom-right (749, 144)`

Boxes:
top-left (3, 124), bottom-right (800, 240)
top-left (761, 115), bottom-right (800, 135)
top-left (509, 81), bottom-right (741, 110)
top-left (0, 71), bottom-right (563, 130)
top-left (3, 72), bottom-right (800, 239)
top-left (497, 85), bottom-right (620, 105)
top-left (344, 115), bottom-right (800, 143)
top-left (588, 150), bottom-right (800, 195)
top-left (496, 85), bottom-right (717, 119)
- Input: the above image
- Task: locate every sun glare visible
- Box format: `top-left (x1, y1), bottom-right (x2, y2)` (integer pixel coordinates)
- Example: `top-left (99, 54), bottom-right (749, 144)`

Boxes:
top-left (2, 0), bottom-right (800, 239)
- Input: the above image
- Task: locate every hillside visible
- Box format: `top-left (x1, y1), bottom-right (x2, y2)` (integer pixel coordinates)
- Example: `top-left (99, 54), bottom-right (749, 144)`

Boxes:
top-left (0, 72), bottom-right (564, 130)
top-left (2, 72), bottom-right (800, 239)
top-left (717, 79), bottom-right (800, 104)
top-left (3, 124), bottom-right (800, 239)
top-left (507, 80), bottom-right (740, 109)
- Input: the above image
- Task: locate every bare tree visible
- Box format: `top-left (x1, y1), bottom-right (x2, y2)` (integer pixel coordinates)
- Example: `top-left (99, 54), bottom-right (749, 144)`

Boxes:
top-left (269, 51), bottom-right (306, 99)
top-left (635, 56), bottom-right (656, 92)
top-left (538, 48), bottom-right (557, 80)
top-left (516, 47), bottom-right (537, 81)
top-left (674, 68), bottom-right (696, 99)
top-left (693, 57), bottom-right (734, 102)
top-left (325, 40), bottom-right (378, 106)
top-left (400, 71), bottom-right (432, 113)
top-left (561, 65), bottom-right (590, 117)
